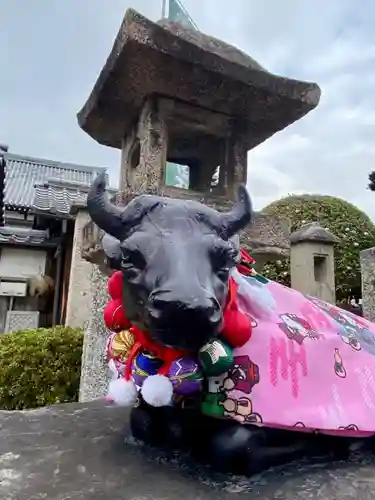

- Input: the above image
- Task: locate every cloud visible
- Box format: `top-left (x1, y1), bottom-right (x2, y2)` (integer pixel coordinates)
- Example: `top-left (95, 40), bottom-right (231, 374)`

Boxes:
top-left (1, 0), bottom-right (375, 220)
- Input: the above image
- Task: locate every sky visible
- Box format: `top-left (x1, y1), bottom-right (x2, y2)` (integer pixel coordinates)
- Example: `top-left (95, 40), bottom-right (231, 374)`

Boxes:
top-left (1, 0), bottom-right (375, 218)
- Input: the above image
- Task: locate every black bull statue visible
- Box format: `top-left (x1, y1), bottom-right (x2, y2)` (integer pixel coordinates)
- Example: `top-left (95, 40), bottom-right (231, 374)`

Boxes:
top-left (86, 173), bottom-right (372, 475)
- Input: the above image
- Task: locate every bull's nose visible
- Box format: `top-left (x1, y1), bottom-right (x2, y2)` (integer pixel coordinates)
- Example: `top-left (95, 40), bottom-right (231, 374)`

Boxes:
top-left (147, 292), bottom-right (222, 349)
top-left (149, 295), bottom-right (221, 325)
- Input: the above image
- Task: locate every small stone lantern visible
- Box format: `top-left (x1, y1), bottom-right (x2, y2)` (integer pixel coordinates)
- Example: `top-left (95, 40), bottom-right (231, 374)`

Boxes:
top-left (290, 222), bottom-right (340, 304)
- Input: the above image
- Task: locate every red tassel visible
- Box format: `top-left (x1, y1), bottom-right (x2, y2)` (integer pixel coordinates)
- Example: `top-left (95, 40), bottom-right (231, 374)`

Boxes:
top-left (103, 298), bottom-right (131, 332)
top-left (220, 277), bottom-right (252, 348)
top-left (131, 326), bottom-right (188, 361)
top-left (107, 271), bottom-right (123, 300)
top-left (240, 248), bottom-right (256, 265)
top-left (221, 308), bottom-right (252, 347)
top-left (237, 249), bottom-right (256, 276)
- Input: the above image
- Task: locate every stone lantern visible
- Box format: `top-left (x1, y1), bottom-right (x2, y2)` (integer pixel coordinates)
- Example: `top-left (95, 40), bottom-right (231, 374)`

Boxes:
top-left (79, 8), bottom-right (321, 267)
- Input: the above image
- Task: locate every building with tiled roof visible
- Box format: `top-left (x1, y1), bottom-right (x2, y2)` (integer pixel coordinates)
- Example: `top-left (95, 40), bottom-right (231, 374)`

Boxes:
top-left (0, 144), bottom-right (115, 332)
top-left (4, 150), bottom-right (108, 216)
top-left (1, 146), bottom-right (115, 243)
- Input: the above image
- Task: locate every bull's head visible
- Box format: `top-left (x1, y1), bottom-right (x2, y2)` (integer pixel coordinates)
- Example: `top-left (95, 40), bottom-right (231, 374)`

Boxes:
top-left (87, 173), bottom-right (252, 352)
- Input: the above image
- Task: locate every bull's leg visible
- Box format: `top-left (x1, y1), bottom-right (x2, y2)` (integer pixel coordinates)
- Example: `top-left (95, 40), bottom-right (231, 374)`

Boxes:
top-left (130, 402), bottom-right (160, 446)
top-left (189, 416), bottom-right (314, 475)
top-left (130, 406), bottom-right (329, 474)
top-left (130, 400), bottom-right (188, 449)
top-left (207, 421), bottom-right (264, 474)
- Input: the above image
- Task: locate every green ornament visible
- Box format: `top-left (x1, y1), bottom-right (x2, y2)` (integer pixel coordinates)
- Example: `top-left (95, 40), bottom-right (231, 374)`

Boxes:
top-left (198, 339), bottom-right (233, 376)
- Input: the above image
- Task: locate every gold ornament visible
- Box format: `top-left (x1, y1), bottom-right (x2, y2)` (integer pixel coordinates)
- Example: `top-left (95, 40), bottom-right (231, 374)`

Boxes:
top-left (110, 329), bottom-right (135, 360)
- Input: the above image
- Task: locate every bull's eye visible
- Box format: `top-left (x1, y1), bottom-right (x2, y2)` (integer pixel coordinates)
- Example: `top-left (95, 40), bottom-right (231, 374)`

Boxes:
top-left (216, 267), bottom-right (230, 281)
top-left (212, 246), bottom-right (233, 270)
top-left (122, 249), bottom-right (146, 271)
top-left (121, 258), bottom-right (140, 281)
top-left (121, 256), bottom-right (133, 271)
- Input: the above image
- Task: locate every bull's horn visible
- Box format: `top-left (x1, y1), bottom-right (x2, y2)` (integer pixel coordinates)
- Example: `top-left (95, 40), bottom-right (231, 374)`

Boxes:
top-left (87, 172), bottom-right (125, 240)
top-left (87, 172), bottom-right (159, 240)
top-left (221, 184), bottom-right (253, 238)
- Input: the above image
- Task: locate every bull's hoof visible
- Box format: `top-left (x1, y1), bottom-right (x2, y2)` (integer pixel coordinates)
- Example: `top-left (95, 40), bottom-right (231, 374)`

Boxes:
top-left (163, 409), bottom-right (186, 449)
top-left (207, 424), bottom-right (265, 474)
top-left (195, 421), bottom-right (316, 475)
top-left (207, 425), bottom-right (258, 474)
top-left (130, 403), bottom-right (187, 450)
top-left (130, 404), bottom-right (160, 445)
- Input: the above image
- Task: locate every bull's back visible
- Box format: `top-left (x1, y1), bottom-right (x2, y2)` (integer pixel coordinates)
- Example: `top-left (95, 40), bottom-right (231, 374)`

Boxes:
top-left (216, 271), bottom-right (375, 437)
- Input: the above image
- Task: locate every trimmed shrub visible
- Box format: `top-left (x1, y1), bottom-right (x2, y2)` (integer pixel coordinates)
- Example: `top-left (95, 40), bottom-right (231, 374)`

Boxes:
top-left (0, 326), bottom-right (83, 410)
top-left (262, 194), bottom-right (375, 299)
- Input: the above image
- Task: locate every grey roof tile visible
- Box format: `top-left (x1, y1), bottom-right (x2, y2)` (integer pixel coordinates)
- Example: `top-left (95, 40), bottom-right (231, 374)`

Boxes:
top-left (0, 226), bottom-right (50, 246)
top-left (3, 152), bottom-right (116, 217)
top-left (33, 180), bottom-right (89, 217)
top-left (4, 152), bottom-right (106, 210)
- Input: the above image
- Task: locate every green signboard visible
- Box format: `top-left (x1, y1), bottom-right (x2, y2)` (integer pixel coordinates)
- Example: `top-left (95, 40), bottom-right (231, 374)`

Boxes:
top-left (165, 162), bottom-right (189, 189)
top-left (168, 0), bottom-right (199, 30)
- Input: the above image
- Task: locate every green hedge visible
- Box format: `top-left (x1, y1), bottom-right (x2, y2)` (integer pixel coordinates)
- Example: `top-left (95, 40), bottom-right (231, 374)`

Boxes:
top-left (0, 326), bottom-right (83, 410)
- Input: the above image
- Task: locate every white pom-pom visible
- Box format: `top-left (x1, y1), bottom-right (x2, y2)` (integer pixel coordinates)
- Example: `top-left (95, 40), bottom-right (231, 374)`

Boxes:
top-left (107, 378), bottom-right (138, 407)
top-left (141, 374), bottom-right (174, 407)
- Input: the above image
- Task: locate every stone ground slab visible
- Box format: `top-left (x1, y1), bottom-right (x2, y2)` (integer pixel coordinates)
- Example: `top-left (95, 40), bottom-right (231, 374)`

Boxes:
top-left (1, 401), bottom-right (375, 499)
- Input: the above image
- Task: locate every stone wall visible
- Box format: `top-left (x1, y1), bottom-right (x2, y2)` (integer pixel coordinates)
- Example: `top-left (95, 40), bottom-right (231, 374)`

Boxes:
top-left (78, 265), bottom-right (110, 402)
top-left (360, 247), bottom-right (375, 322)
top-left (65, 209), bottom-right (93, 329)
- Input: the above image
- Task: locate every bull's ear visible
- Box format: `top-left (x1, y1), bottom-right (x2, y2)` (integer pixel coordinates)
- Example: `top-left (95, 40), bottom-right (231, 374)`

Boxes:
top-left (221, 184), bottom-right (253, 238)
top-left (101, 233), bottom-right (122, 270)
top-left (229, 234), bottom-right (241, 264)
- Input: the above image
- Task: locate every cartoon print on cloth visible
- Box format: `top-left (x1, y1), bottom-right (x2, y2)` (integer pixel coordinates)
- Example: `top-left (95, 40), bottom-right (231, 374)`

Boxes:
top-left (201, 356), bottom-right (262, 424)
top-left (231, 268), bottom-right (276, 320)
top-left (250, 316), bottom-right (258, 328)
top-left (278, 313), bottom-right (321, 344)
top-left (310, 296), bottom-right (375, 355)
top-left (334, 348), bottom-right (346, 378)
top-left (339, 424), bottom-right (359, 431)
top-left (230, 355), bottom-right (260, 394)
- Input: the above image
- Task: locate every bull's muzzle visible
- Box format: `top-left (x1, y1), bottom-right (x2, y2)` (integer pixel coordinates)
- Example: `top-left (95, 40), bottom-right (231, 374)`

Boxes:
top-left (147, 291), bottom-right (223, 351)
